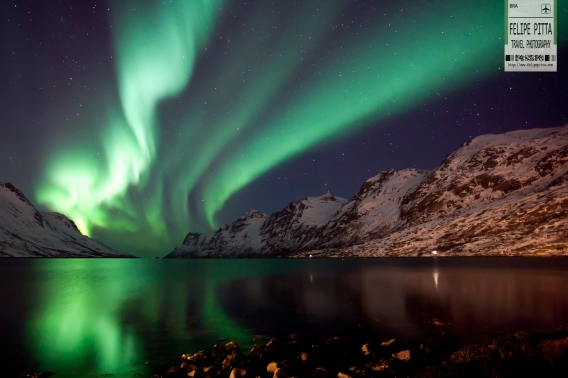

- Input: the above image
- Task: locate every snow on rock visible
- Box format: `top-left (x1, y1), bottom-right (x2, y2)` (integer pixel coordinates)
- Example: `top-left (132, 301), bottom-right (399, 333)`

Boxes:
top-left (0, 182), bottom-right (133, 257)
top-left (319, 168), bottom-right (429, 246)
top-left (259, 192), bottom-right (348, 254)
top-left (168, 210), bottom-right (269, 257)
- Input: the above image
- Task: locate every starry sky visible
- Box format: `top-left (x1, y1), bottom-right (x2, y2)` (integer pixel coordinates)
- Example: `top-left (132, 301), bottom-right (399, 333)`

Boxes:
top-left (1, 0), bottom-right (567, 257)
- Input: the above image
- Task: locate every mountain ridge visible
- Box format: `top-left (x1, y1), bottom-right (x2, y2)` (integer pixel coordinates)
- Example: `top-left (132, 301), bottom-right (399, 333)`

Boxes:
top-left (167, 125), bottom-right (568, 258)
top-left (167, 192), bottom-right (348, 257)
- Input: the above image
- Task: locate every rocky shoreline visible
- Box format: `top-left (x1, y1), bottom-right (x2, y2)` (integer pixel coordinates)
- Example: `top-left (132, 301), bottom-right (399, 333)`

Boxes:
top-left (152, 331), bottom-right (568, 378)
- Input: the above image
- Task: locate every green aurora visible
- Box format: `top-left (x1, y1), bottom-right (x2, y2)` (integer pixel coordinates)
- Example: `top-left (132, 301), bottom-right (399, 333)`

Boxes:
top-left (32, 0), bottom-right (564, 255)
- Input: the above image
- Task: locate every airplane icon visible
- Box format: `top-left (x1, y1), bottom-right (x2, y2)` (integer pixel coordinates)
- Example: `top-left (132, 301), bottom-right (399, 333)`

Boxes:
top-left (541, 4), bottom-right (551, 14)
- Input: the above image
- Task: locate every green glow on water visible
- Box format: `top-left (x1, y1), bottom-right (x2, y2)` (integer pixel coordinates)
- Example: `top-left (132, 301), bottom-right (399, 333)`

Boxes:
top-left (28, 260), bottom-right (142, 376)
top-left (26, 260), bottom-right (265, 376)
top-left (202, 280), bottom-right (252, 343)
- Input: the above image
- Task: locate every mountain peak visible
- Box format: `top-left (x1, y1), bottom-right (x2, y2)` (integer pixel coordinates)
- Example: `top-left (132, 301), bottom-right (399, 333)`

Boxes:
top-left (240, 209), bottom-right (268, 219)
top-left (318, 191), bottom-right (336, 201)
top-left (0, 182), bottom-right (36, 209)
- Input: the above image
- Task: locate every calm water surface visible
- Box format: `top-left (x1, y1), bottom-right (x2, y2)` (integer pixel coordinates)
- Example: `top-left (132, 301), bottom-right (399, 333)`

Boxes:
top-left (1, 258), bottom-right (568, 377)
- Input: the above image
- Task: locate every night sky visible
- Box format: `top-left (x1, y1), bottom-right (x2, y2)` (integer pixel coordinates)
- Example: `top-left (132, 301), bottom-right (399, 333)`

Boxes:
top-left (1, 0), bottom-right (567, 257)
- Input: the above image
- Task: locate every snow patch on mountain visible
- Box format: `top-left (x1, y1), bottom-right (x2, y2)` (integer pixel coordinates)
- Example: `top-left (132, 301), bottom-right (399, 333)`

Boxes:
top-left (320, 168), bottom-right (429, 246)
top-left (259, 192), bottom-right (348, 254)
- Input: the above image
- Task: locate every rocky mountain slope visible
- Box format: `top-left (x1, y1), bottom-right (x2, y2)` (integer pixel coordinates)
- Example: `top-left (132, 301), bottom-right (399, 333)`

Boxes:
top-left (0, 182), bottom-right (133, 257)
top-left (167, 193), bottom-right (347, 257)
top-left (168, 125), bottom-right (568, 258)
top-left (317, 168), bottom-right (429, 247)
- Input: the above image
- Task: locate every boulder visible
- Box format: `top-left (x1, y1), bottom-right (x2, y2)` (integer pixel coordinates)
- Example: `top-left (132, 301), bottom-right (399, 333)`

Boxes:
top-left (229, 367), bottom-right (247, 378)
top-left (267, 361), bottom-right (287, 373)
top-left (393, 350), bottom-right (411, 361)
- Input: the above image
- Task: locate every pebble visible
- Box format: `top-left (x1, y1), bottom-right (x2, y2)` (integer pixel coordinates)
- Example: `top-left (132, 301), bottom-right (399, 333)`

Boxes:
top-left (229, 367), bottom-right (247, 378)
top-left (393, 349), bottom-right (411, 361)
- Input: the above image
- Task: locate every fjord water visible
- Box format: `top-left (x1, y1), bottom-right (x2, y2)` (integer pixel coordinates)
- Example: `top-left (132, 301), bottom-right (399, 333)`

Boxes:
top-left (1, 258), bottom-right (568, 377)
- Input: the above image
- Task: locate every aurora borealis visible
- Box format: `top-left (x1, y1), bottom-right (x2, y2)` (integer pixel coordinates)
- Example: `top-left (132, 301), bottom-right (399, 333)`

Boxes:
top-left (2, 0), bottom-right (567, 256)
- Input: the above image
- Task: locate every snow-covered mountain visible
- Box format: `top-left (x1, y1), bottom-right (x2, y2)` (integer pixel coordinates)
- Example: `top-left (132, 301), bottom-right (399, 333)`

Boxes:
top-left (169, 125), bottom-right (568, 258)
top-left (303, 125), bottom-right (568, 257)
top-left (0, 182), bottom-right (133, 257)
top-left (318, 168), bottom-right (429, 247)
top-left (175, 209), bottom-right (269, 257)
top-left (167, 193), bottom-right (347, 257)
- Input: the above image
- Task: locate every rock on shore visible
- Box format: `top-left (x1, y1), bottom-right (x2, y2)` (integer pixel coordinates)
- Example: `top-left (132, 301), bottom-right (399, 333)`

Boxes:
top-left (153, 331), bottom-right (568, 378)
